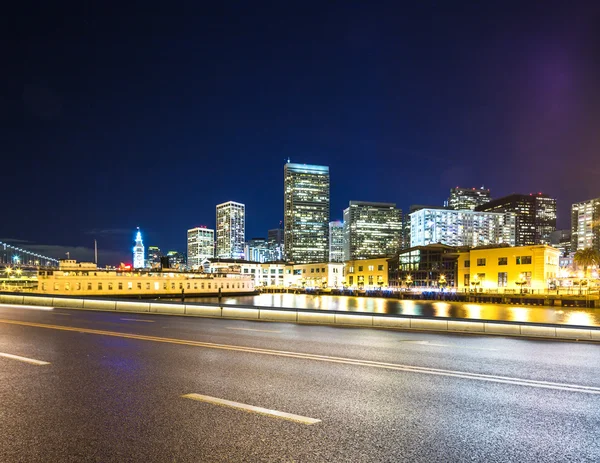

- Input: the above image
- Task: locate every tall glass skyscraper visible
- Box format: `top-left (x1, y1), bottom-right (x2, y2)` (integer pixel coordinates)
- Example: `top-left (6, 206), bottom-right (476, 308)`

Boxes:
top-left (133, 228), bottom-right (145, 269)
top-left (187, 226), bottom-right (215, 268)
top-left (216, 201), bottom-right (245, 259)
top-left (571, 197), bottom-right (600, 253)
top-left (410, 209), bottom-right (516, 248)
top-left (476, 193), bottom-right (556, 246)
top-left (328, 221), bottom-right (344, 262)
top-left (446, 186), bottom-right (491, 210)
top-left (343, 201), bottom-right (402, 260)
top-left (284, 162), bottom-right (330, 263)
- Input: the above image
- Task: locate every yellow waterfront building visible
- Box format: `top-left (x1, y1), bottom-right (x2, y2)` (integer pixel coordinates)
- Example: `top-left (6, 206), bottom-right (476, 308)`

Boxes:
top-left (36, 260), bottom-right (255, 297)
top-left (457, 245), bottom-right (559, 292)
top-left (343, 257), bottom-right (389, 289)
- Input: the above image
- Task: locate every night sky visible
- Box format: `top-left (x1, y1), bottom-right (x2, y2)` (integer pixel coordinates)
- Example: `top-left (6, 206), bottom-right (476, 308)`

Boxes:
top-left (2, 3), bottom-right (600, 264)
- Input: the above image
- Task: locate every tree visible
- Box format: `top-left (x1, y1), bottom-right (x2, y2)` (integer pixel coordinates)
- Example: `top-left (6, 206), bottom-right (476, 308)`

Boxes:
top-left (574, 248), bottom-right (600, 279)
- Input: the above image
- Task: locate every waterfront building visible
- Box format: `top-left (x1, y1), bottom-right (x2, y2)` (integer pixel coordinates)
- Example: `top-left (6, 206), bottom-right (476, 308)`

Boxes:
top-left (344, 257), bottom-right (389, 289)
top-left (571, 197), bottom-right (600, 253)
top-left (388, 244), bottom-right (460, 288)
top-left (208, 259), bottom-right (285, 287)
top-left (343, 201), bottom-right (402, 260)
top-left (133, 228), bottom-right (145, 269)
top-left (329, 221), bottom-right (344, 262)
top-left (284, 162), bottom-right (330, 263)
top-left (216, 201), bottom-right (245, 259)
top-left (146, 246), bottom-right (162, 269)
top-left (457, 245), bottom-right (559, 291)
top-left (446, 186), bottom-right (491, 210)
top-left (187, 227), bottom-right (215, 269)
top-left (409, 208), bottom-right (516, 248)
top-left (476, 193), bottom-right (557, 246)
top-left (36, 260), bottom-right (255, 296)
top-left (283, 262), bottom-right (344, 288)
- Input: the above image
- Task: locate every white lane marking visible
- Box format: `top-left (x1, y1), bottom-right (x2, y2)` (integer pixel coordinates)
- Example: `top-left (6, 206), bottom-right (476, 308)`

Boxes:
top-left (0, 303), bottom-right (54, 311)
top-left (227, 327), bottom-right (281, 333)
top-left (182, 393), bottom-right (321, 425)
top-left (0, 352), bottom-right (50, 365)
top-left (120, 318), bottom-right (155, 323)
top-left (411, 341), bottom-right (499, 351)
top-left (2, 318), bottom-right (599, 395)
top-left (51, 312), bottom-right (72, 316)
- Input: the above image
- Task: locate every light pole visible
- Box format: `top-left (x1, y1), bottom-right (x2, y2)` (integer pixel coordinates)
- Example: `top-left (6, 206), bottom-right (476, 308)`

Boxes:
top-left (516, 273), bottom-right (527, 295)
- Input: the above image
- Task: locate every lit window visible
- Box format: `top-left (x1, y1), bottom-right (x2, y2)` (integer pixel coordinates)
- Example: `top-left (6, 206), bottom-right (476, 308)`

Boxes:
top-left (368, 265), bottom-right (374, 271)
top-left (128, 282), bottom-right (133, 290)
top-left (154, 282), bottom-right (160, 290)
top-left (65, 283), bottom-right (71, 290)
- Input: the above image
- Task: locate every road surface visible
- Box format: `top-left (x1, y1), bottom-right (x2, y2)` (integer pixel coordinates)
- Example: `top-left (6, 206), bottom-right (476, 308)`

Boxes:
top-left (1, 303), bottom-right (599, 462)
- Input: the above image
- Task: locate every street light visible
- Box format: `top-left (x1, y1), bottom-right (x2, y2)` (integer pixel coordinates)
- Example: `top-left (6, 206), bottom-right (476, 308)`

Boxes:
top-left (405, 275), bottom-right (413, 291)
top-left (516, 273), bottom-right (527, 295)
top-left (470, 274), bottom-right (481, 292)
top-left (438, 274), bottom-right (447, 291)
top-left (5, 266), bottom-right (12, 276)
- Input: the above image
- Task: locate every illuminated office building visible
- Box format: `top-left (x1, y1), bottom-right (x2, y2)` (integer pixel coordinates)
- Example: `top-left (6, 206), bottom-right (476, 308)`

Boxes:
top-left (133, 228), bottom-right (145, 269)
top-left (187, 227), bottom-right (215, 268)
top-left (329, 221), bottom-right (344, 262)
top-left (571, 197), bottom-right (600, 253)
top-left (216, 201), bottom-right (245, 259)
top-left (146, 246), bottom-right (163, 268)
top-left (284, 162), bottom-right (330, 263)
top-left (476, 193), bottom-right (556, 246)
top-left (446, 186), bottom-right (491, 210)
top-left (343, 201), bottom-right (402, 260)
top-left (410, 208), bottom-right (516, 248)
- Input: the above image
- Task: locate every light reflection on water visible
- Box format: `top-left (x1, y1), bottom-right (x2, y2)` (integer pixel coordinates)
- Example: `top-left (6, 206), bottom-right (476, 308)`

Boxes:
top-left (180, 294), bottom-right (600, 327)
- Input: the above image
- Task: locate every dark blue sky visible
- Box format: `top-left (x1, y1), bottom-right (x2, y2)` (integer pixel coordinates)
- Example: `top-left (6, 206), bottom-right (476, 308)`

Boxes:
top-left (2, 3), bottom-right (600, 264)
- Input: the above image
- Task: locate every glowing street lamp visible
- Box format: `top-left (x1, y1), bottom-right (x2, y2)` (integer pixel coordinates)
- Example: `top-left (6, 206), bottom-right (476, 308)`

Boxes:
top-left (5, 266), bottom-right (12, 276)
top-left (471, 274), bottom-right (481, 292)
top-left (515, 273), bottom-right (527, 295)
top-left (438, 274), bottom-right (447, 291)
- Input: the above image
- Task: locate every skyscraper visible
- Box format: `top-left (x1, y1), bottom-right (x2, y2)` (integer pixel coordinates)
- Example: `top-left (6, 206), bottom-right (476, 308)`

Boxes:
top-left (147, 246), bottom-right (163, 268)
top-left (133, 228), bottom-right (145, 269)
top-left (446, 186), bottom-right (491, 210)
top-left (343, 201), bottom-right (402, 260)
top-left (187, 226), bottom-right (215, 268)
top-left (216, 201), bottom-right (245, 259)
top-left (328, 221), bottom-right (344, 262)
top-left (267, 225), bottom-right (284, 261)
top-left (410, 209), bottom-right (516, 248)
top-left (284, 162), bottom-right (330, 263)
top-left (476, 193), bottom-right (557, 246)
top-left (571, 197), bottom-right (600, 253)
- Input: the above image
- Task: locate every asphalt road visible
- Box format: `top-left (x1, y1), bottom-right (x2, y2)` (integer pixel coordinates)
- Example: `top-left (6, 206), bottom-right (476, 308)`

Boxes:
top-left (1, 304), bottom-right (599, 462)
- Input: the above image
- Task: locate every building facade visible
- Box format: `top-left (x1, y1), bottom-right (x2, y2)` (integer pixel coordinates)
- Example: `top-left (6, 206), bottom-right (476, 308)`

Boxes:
top-left (329, 221), bottom-right (344, 262)
top-left (187, 227), bottom-right (215, 269)
top-left (550, 229), bottom-right (572, 257)
top-left (446, 186), bottom-right (491, 210)
top-left (457, 245), bottom-right (559, 291)
top-left (388, 244), bottom-right (460, 288)
top-left (283, 262), bottom-right (344, 288)
top-left (166, 250), bottom-right (186, 270)
top-left (476, 193), bottom-right (557, 246)
top-left (571, 197), bottom-right (600, 253)
top-left (344, 257), bottom-right (389, 289)
top-left (267, 226), bottom-right (285, 260)
top-left (216, 201), bottom-right (245, 259)
top-left (284, 162), bottom-right (330, 263)
top-left (409, 208), bottom-right (516, 248)
top-left (37, 260), bottom-right (255, 297)
top-left (343, 201), bottom-right (402, 260)
top-left (133, 228), bottom-right (145, 269)
top-left (146, 246), bottom-right (162, 269)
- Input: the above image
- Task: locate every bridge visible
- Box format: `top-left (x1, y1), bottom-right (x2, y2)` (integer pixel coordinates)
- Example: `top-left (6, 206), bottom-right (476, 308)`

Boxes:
top-left (0, 240), bottom-right (59, 269)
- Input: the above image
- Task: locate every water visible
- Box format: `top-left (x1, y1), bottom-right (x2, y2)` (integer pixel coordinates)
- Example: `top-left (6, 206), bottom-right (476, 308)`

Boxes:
top-left (179, 294), bottom-right (600, 327)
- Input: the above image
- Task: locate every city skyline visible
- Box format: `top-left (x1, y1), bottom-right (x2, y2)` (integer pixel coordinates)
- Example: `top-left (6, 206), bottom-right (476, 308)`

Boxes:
top-left (3, 5), bottom-right (599, 262)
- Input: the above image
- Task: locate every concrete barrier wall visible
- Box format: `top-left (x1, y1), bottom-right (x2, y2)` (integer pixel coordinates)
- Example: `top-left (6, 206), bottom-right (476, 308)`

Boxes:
top-left (3, 294), bottom-right (599, 342)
